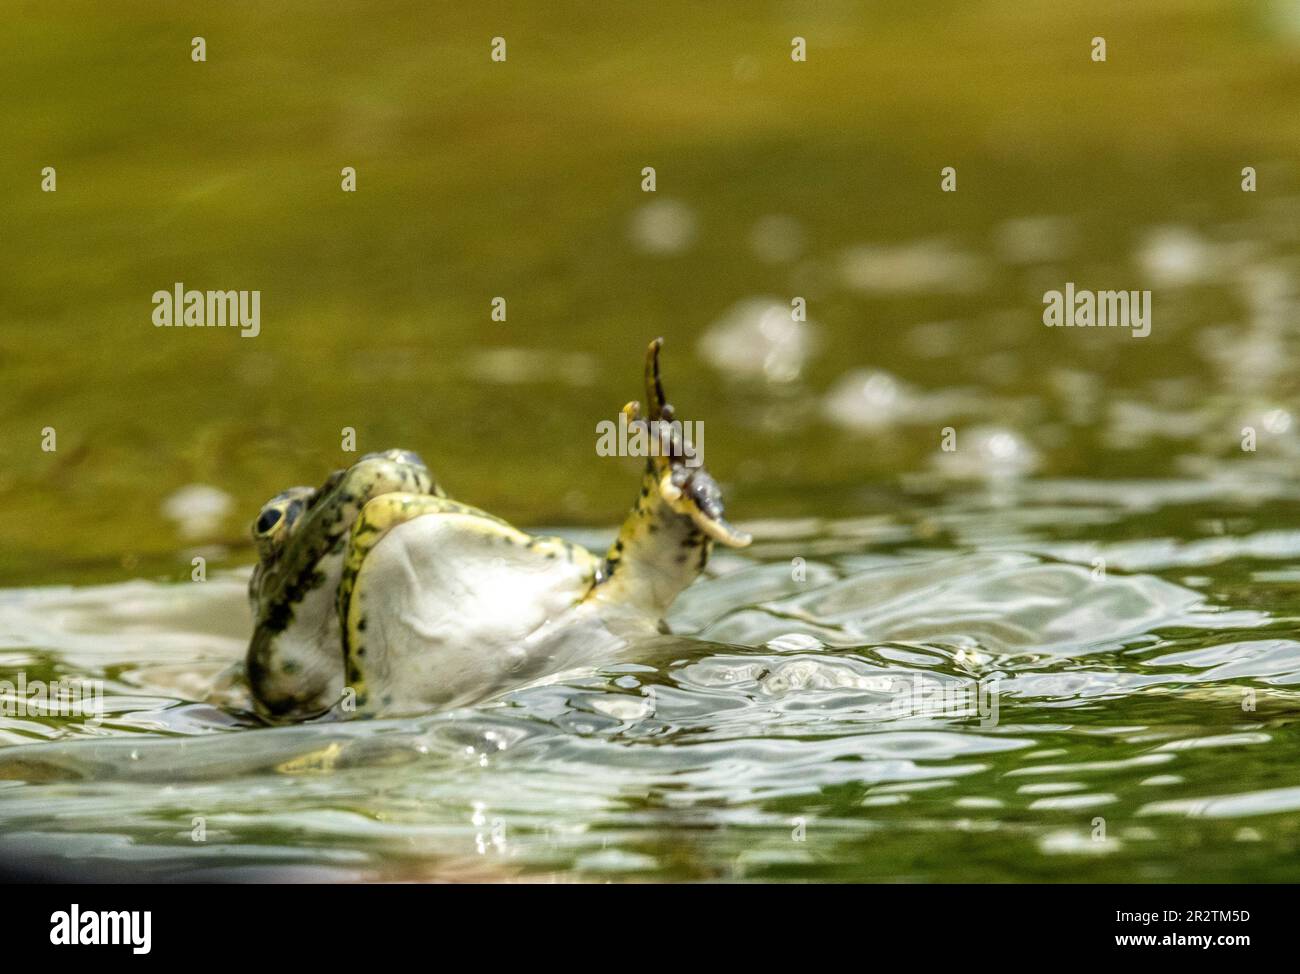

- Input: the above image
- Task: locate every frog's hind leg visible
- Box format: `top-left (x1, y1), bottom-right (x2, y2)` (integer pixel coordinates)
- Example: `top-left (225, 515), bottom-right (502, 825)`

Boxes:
top-left (589, 339), bottom-right (750, 618)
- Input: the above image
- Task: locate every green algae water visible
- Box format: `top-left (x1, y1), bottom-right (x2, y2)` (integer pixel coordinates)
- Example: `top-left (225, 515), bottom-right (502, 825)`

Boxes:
top-left (3, 1), bottom-right (1300, 881)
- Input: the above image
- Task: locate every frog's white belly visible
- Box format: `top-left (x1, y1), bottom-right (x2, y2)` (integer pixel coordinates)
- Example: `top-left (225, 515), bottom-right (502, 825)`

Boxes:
top-left (352, 513), bottom-right (618, 711)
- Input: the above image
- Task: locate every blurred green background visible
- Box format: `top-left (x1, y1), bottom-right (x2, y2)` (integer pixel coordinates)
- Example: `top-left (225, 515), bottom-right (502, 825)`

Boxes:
top-left (3, 0), bottom-right (1299, 584)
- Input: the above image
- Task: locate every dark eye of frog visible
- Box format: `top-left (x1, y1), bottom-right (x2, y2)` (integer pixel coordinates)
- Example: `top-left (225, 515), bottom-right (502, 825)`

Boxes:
top-left (252, 487), bottom-right (316, 562)
top-left (255, 508), bottom-right (282, 534)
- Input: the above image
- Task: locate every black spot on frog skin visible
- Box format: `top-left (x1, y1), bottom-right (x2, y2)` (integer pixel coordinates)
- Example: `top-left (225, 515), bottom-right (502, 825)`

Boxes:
top-left (262, 598), bottom-right (293, 632)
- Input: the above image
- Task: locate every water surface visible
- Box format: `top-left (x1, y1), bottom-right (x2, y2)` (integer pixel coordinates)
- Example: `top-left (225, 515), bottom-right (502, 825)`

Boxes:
top-left (4, 482), bottom-right (1300, 882)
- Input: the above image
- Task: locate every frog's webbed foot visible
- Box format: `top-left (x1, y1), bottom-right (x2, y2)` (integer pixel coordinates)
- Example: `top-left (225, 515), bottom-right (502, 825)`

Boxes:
top-left (592, 339), bottom-right (750, 615)
top-left (630, 338), bottom-right (750, 548)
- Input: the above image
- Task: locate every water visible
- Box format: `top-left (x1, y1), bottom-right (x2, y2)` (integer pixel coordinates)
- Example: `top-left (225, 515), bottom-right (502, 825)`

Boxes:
top-left (3, 481), bottom-right (1300, 882)
top-left (4, 1), bottom-right (1300, 882)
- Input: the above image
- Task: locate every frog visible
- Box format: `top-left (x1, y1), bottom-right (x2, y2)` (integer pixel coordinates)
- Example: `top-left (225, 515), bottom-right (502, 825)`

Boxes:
top-left (245, 339), bottom-right (750, 720)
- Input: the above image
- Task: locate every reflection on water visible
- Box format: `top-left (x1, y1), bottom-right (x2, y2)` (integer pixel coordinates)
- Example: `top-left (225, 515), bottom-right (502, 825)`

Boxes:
top-left (3, 481), bottom-right (1300, 882)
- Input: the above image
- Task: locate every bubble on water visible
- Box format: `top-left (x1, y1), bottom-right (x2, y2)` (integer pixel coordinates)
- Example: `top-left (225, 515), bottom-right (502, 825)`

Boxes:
top-left (628, 198), bottom-right (697, 255)
top-left (750, 215), bottom-right (805, 264)
top-left (838, 238), bottom-right (987, 294)
top-left (931, 426), bottom-right (1040, 481)
top-left (1135, 225), bottom-right (1216, 287)
top-left (822, 366), bottom-right (992, 434)
top-left (953, 647), bottom-right (987, 668)
top-left (161, 485), bottom-right (233, 540)
top-left (590, 695), bottom-right (655, 721)
top-left (821, 369), bottom-right (914, 430)
top-left (765, 632), bottom-right (825, 652)
top-left (697, 297), bottom-right (817, 383)
top-left (1038, 830), bottom-right (1121, 855)
top-left (1262, 408), bottom-right (1292, 434)
top-left (1226, 405), bottom-right (1300, 456)
top-left (992, 215), bottom-right (1077, 265)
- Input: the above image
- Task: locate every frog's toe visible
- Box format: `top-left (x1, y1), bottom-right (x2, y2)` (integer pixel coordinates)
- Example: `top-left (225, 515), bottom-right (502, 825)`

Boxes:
top-left (636, 339), bottom-right (750, 547)
top-left (660, 464), bottom-right (751, 547)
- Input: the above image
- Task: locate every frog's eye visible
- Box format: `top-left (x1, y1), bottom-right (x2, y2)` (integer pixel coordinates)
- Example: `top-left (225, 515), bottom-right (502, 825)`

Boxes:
top-left (253, 486), bottom-right (316, 563)
top-left (255, 508), bottom-right (283, 535)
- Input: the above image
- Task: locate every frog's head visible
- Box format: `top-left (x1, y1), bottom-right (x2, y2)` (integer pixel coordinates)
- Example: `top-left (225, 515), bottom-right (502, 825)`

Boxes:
top-left (246, 449), bottom-right (438, 719)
